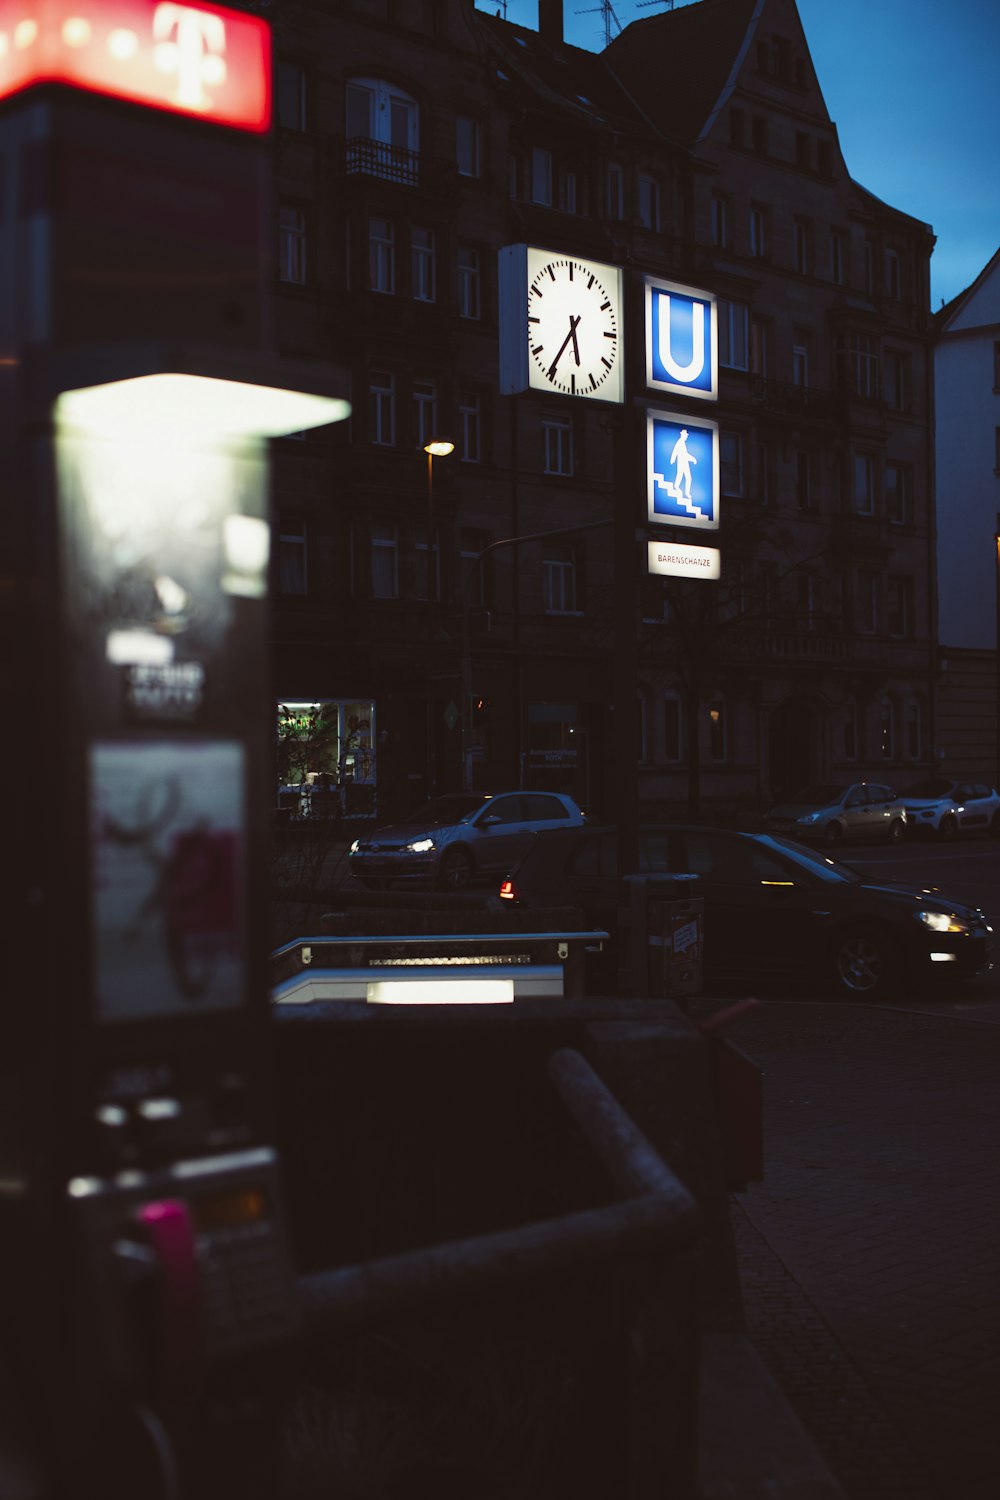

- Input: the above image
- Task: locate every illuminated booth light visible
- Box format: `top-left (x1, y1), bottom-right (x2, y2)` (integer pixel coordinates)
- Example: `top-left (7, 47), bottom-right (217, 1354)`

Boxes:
top-left (0, 0), bottom-right (272, 132)
top-left (56, 373), bottom-right (350, 440)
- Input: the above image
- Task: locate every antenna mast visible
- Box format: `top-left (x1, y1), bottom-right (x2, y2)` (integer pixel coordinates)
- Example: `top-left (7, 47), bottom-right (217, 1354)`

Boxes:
top-left (637, 1), bottom-right (676, 12)
top-left (576, 2), bottom-right (624, 47)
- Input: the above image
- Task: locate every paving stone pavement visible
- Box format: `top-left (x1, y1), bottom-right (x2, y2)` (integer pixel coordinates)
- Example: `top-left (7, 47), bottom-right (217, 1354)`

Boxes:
top-left (697, 997), bottom-right (1000, 1500)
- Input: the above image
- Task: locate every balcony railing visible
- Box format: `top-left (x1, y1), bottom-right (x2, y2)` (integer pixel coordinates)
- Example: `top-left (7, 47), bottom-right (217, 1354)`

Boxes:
top-left (748, 376), bottom-right (839, 422)
top-left (346, 136), bottom-right (419, 187)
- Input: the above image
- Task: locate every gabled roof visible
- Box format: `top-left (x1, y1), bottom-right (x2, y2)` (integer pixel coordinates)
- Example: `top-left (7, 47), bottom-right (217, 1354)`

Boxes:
top-left (603, 0), bottom-right (760, 146)
top-left (936, 246), bottom-right (1000, 333)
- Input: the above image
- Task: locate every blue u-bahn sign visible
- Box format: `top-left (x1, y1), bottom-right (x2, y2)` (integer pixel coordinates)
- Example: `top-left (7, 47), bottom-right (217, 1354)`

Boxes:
top-left (647, 409), bottom-right (719, 531)
top-left (645, 277), bottom-right (717, 400)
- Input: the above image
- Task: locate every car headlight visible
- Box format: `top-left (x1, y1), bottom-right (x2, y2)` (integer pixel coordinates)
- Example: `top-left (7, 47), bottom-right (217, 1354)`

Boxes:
top-left (349, 839), bottom-right (361, 854)
top-left (404, 838), bottom-right (435, 854)
top-left (915, 910), bottom-right (972, 934)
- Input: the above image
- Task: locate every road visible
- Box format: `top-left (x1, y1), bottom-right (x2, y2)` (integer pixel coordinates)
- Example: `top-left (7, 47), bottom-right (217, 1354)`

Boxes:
top-left (690, 833), bottom-right (1000, 1499)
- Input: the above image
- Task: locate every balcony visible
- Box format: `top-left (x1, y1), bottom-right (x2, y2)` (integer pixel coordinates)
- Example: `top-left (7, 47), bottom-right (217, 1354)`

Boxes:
top-left (748, 375), bottom-right (841, 422)
top-left (346, 136), bottom-right (419, 187)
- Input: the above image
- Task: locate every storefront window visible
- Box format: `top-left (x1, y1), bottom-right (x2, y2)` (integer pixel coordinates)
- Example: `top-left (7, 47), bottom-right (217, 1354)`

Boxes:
top-left (276, 699), bottom-right (377, 813)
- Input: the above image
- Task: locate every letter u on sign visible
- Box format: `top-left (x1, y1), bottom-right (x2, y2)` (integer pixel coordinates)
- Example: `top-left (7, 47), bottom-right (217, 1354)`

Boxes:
top-left (645, 278), bottom-right (717, 401)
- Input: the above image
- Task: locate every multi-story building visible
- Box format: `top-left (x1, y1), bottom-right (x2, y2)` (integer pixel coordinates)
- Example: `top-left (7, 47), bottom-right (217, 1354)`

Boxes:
top-left (267, 0), bottom-right (937, 824)
top-left (933, 248), bottom-right (1000, 785)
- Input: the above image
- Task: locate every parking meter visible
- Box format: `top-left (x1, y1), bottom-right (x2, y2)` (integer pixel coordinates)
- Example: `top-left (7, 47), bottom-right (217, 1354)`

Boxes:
top-left (0, 6), bottom-right (351, 1495)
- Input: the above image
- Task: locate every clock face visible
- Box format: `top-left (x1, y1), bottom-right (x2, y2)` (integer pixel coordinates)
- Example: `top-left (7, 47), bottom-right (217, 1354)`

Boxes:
top-left (526, 254), bottom-right (622, 400)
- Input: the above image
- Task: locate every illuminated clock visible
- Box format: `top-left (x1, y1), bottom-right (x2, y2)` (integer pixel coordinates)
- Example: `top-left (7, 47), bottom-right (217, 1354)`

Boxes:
top-left (498, 245), bottom-right (625, 403)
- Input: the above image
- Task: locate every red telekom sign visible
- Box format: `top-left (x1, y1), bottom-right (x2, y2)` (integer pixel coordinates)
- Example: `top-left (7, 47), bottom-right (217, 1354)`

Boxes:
top-left (0, 0), bottom-right (271, 131)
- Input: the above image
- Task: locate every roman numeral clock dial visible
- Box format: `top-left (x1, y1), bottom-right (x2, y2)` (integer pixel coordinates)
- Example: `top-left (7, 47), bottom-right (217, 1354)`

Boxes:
top-left (527, 257), bottom-right (622, 399)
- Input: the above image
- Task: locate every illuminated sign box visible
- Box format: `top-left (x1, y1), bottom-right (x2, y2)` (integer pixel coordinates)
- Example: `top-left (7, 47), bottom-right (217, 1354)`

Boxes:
top-left (645, 277), bottom-right (717, 401)
top-left (647, 407), bottom-right (720, 531)
top-left (647, 540), bottom-right (720, 580)
top-left (0, 0), bottom-right (271, 132)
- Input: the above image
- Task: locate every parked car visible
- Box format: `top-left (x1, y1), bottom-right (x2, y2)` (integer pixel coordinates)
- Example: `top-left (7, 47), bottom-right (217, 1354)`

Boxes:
top-left (766, 782), bottom-right (906, 847)
top-left (897, 777), bottom-right (1000, 840)
top-left (498, 824), bottom-right (993, 1000)
top-left (348, 790), bottom-right (586, 890)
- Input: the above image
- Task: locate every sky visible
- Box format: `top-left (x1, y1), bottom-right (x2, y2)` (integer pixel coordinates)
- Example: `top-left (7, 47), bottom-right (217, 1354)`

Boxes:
top-left (479, 0), bottom-right (1000, 310)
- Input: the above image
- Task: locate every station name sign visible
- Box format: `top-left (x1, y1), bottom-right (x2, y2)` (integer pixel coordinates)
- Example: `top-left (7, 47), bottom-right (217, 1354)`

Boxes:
top-left (647, 540), bottom-right (720, 580)
top-left (0, 0), bottom-right (271, 132)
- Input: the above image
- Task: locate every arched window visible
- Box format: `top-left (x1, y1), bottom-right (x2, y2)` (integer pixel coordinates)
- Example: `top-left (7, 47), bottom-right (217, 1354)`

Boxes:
top-left (664, 691), bottom-right (684, 763)
top-left (707, 696), bottom-right (728, 762)
top-left (905, 698), bottom-right (923, 760)
top-left (346, 78), bottom-right (419, 183)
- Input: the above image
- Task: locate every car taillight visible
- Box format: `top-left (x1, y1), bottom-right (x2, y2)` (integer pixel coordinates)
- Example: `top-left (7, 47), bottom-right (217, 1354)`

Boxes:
top-left (499, 877), bottom-right (519, 902)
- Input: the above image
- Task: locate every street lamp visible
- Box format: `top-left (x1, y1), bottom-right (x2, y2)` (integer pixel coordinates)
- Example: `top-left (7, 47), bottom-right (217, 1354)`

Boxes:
top-left (423, 438), bottom-right (454, 798)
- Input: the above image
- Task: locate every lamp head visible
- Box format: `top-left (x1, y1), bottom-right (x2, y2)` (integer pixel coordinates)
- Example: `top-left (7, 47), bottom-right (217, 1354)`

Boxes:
top-left (423, 439), bottom-right (455, 458)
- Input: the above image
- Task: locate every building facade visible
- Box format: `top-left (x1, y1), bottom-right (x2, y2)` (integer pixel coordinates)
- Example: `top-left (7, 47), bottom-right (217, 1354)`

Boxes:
top-left (266, 0), bottom-right (937, 823)
top-left (934, 248), bottom-right (1000, 784)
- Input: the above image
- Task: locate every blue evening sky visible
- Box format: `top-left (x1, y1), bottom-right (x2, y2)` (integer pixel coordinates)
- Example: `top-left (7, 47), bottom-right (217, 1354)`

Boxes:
top-left (481, 0), bottom-right (1000, 309)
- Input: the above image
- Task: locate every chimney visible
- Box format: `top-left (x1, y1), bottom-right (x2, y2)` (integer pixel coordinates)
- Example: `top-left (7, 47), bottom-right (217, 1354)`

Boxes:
top-left (538, 0), bottom-right (563, 45)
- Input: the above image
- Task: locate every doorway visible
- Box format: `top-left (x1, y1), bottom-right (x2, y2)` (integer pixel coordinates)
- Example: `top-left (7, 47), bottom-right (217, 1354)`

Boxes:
top-left (768, 698), bottom-right (816, 800)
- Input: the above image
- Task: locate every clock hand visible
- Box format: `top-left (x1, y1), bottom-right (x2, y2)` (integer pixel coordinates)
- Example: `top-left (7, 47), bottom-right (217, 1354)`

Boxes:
top-left (569, 316), bottom-right (581, 366)
top-left (547, 315), bottom-right (581, 378)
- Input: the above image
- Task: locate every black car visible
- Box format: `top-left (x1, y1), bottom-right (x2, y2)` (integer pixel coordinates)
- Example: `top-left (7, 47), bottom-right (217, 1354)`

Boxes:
top-left (498, 824), bottom-right (993, 1000)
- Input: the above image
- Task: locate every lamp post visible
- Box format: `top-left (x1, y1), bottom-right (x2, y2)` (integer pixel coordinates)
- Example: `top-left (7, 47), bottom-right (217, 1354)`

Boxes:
top-left (423, 438), bottom-right (454, 798)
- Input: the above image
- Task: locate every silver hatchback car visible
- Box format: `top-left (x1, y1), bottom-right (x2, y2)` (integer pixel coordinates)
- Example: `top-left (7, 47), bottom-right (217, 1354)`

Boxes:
top-left (766, 781), bottom-right (907, 847)
top-left (348, 790), bottom-right (586, 890)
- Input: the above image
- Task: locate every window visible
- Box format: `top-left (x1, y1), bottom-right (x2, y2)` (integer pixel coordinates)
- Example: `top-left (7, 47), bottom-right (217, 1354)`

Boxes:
top-left (750, 203), bottom-right (769, 258)
top-left (853, 453), bottom-right (876, 515)
top-left (543, 417), bottom-right (573, 476)
top-left (458, 390), bottom-right (481, 464)
top-left (884, 248), bottom-right (902, 299)
top-left (843, 700), bottom-right (858, 761)
top-left (460, 528), bottom-right (489, 608)
top-left (369, 371), bottom-right (396, 446)
top-left (456, 115), bottom-right (481, 177)
top-left (797, 569), bottom-right (819, 629)
top-left (278, 204), bottom-right (307, 285)
top-left (543, 541), bottom-right (578, 613)
top-left (369, 216), bottom-right (395, 293)
top-left (412, 227), bottom-right (436, 302)
top-left (842, 333), bottom-right (879, 398)
top-left (416, 524), bottom-right (439, 601)
top-left (792, 327), bottom-right (810, 387)
top-left (346, 78), bottom-right (419, 184)
top-left (277, 61), bottom-right (306, 130)
top-left (830, 229), bottom-right (847, 284)
top-left (794, 449), bottom-right (814, 510)
top-left (606, 162), bottom-right (625, 220)
top-left (531, 146), bottom-right (553, 206)
top-left (906, 699), bottom-right (923, 760)
top-left (793, 218), bottom-right (811, 274)
top-left (756, 440), bottom-right (775, 504)
top-left (795, 131), bottom-right (811, 170)
top-left (371, 523), bottom-right (398, 599)
top-left (457, 246), bottom-right (481, 319)
top-left (707, 699), bottom-right (727, 762)
top-left (412, 380), bottom-right (437, 450)
top-left (863, 238), bottom-right (876, 295)
top-left (664, 692), bottom-right (684, 762)
top-left (638, 174), bottom-right (660, 231)
top-left (711, 193), bottom-right (730, 248)
top-left (718, 299), bottom-right (749, 369)
top-left (560, 167), bottom-right (578, 214)
top-left (885, 462), bottom-right (912, 525)
top-left (278, 511), bottom-right (307, 594)
top-left (750, 317), bottom-right (770, 375)
top-left (856, 572), bottom-right (877, 633)
top-left (884, 349), bottom-right (911, 411)
top-left (720, 431), bottom-right (744, 495)
top-left (817, 140), bottom-right (833, 177)
top-left (751, 114), bottom-right (768, 153)
top-left (880, 697), bottom-right (896, 760)
top-left (887, 576), bottom-right (913, 637)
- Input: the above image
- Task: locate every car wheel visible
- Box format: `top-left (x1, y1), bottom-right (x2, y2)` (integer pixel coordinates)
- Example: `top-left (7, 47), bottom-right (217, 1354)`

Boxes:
top-left (438, 847), bottom-right (474, 891)
top-left (823, 821), bottom-right (843, 847)
top-left (938, 814), bottom-right (958, 841)
top-left (887, 818), bottom-right (905, 845)
top-left (831, 926), bottom-right (899, 1001)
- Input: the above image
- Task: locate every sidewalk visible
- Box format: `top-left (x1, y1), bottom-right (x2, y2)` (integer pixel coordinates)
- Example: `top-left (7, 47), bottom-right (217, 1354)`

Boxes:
top-left (691, 996), bottom-right (1000, 1500)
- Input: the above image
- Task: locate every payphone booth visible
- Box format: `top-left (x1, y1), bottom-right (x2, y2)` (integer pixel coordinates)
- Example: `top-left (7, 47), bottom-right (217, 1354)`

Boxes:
top-left (0, 6), bottom-right (349, 1497)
